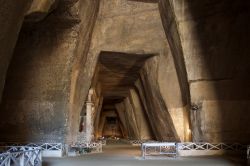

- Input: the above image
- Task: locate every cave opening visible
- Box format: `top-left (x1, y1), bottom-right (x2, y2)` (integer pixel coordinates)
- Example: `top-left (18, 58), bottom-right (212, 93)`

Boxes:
top-left (77, 49), bottom-right (183, 149)
top-left (94, 52), bottom-right (154, 140)
top-left (79, 51), bottom-right (159, 145)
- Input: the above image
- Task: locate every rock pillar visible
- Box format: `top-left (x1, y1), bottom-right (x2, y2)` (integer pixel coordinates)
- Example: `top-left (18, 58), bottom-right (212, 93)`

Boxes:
top-left (85, 89), bottom-right (94, 142)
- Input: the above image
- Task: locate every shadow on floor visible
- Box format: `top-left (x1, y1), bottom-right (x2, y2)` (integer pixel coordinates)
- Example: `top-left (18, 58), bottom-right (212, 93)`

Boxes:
top-left (42, 161), bottom-right (51, 166)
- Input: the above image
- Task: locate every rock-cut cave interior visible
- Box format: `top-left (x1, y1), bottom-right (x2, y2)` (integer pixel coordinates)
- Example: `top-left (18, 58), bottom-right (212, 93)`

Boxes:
top-left (0, 0), bottom-right (250, 165)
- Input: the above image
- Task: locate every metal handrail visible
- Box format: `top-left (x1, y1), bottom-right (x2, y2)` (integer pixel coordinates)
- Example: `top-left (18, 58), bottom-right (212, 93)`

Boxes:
top-left (129, 140), bottom-right (158, 145)
top-left (177, 142), bottom-right (247, 151)
top-left (141, 142), bottom-right (177, 159)
top-left (26, 143), bottom-right (63, 151)
top-left (0, 147), bottom-right (42, 166)
top-left (140, 142), bottom-right (248, 159)
top-left (0, 143), bottom-right (63, 151)
top-left (71, 142), bottom-right (103, 153)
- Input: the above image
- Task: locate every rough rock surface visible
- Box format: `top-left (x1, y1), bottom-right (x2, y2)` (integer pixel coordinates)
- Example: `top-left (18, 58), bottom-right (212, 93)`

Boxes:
top-left (0, 0), bottom-right (100, 143)
top-left (25, 0), bottom-right (59, 22)
top-left (159, 0), bottom-right (250, 143)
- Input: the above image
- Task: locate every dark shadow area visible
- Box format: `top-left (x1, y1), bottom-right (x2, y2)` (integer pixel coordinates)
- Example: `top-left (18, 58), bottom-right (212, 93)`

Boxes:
top-left (183, 0), bottom-right (250, 144)
top-left (159, 0), bottom-right (250, 146)
top-left (42, 161), bottom-right (51, 166)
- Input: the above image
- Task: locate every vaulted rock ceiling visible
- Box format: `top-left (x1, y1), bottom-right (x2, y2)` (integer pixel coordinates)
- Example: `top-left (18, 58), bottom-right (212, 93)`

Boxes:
top-left (98, 52), bottom-right (153, 100)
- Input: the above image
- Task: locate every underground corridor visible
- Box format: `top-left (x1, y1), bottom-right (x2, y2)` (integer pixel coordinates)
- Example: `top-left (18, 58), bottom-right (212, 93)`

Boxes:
top-left (82, 51), bottom-right (179, 143)
top-left (0, 0), bottom-right (250, 165)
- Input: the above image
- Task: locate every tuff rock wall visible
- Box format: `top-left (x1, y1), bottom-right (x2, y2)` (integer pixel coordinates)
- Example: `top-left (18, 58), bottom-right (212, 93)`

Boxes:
top-left (159, 0), bottom-right (250, 143)
top-left (0, 0), bottom-right (100, 143)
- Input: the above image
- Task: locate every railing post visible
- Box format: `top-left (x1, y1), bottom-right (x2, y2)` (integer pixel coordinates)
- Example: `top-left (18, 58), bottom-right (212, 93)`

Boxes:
top-left (175, 143), bottom-right (178, 157)
top-left (8, 157), bottom-right (11, 166)
top-left (142, 144), bottom-right (145, 159)
top-left (6, 155), bottom-right (11, 166)
top-left (39, 149), bottom-right (42, 166)
top-left (31, 150), bottom-right (35, 165)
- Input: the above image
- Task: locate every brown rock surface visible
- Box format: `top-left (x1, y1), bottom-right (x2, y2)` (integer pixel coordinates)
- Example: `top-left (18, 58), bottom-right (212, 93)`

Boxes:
top-left (159, 0), bottom-right (250, 143)
top-left (0, 0), bottom-right (100, 143)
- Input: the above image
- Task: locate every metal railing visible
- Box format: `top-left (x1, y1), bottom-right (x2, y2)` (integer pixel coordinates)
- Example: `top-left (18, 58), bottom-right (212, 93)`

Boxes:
top-left (26, 143), bottom-right (63, 151)
top-left (0, 146), bottom-right (34, 153)
top-left (140, 142), bottom-right (248, 159)
top-left (0, 147), bottom-right (42, 166)
top-left (70, 142), bottom-right (102, 154)
top-left (0, 143), bottom-right (64, 157)
top-left (0, 143), bottom-right (63, 151)
top-left (85, 142), bottom-right (102, 153)
top-left (100, 140), bottom-right (106, 146)
top-left (177, 142), bottom-right (247, 151)
top-left (176, 142), bottom-right (247, 157)
top-left (141, 142), bottom-right (177, 159)
top-left (129, 140), bottom-right (158, 145)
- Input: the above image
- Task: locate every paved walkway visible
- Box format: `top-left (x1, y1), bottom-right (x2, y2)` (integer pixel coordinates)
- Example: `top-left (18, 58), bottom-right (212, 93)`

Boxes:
top-left (43, 144), bottom-right (246, 166)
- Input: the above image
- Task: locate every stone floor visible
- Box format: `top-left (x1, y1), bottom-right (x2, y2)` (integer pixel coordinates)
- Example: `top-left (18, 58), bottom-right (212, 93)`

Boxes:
top-left (43, 144), bottom-right (247, 166)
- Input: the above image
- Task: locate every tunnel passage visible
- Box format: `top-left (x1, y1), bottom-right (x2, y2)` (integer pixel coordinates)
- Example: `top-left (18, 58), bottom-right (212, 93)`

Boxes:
top-left (98, 103), bottom-right (123, 138)
top-left (80, 51), bottom-right (180, 142)
top-left (92, 51), bottom-right (154, 141)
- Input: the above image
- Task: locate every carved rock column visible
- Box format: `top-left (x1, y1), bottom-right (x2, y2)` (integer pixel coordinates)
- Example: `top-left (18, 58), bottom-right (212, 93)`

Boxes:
top-left (85, 89), bottom-right (94, 143)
